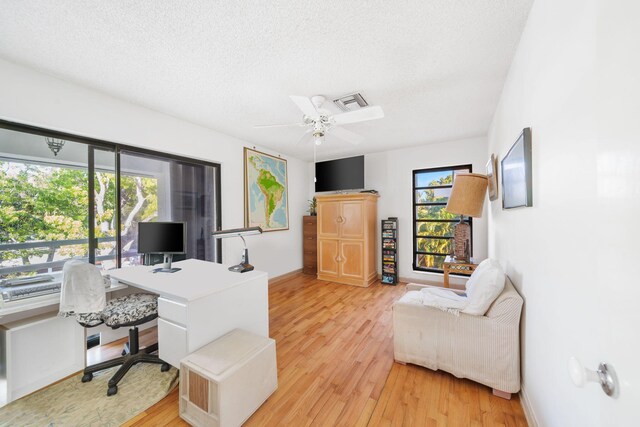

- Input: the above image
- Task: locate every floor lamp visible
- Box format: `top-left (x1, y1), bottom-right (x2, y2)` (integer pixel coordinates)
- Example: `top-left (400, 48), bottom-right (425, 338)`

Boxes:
top-left (211, 226), bottom-right (263, 272)
top-left (445, 173), bottom-right (488, 262)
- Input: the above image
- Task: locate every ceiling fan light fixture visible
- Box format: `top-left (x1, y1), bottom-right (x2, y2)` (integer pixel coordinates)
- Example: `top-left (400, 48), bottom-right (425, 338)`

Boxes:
top-left (313, 131), bottom-right (324, 145)
top-left (254, 94), bottom-right (383, 151)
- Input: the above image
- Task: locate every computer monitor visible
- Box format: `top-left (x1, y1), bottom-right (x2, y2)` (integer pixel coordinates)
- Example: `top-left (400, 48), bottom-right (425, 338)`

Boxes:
top-left (138, 222), bottom-right (186, 273)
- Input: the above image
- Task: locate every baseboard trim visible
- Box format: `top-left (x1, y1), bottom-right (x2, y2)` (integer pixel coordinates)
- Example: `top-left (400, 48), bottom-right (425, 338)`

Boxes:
top-left (269, 268), bottom-right (303, 286)
top-left (519, 386), bottom-right (539, 427)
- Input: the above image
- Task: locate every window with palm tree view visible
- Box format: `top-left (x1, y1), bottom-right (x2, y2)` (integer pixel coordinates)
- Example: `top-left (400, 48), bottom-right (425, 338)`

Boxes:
top-left (0, 125), bottom-right (220, 290)
top-left (413, 165), bottom-right (471, 272)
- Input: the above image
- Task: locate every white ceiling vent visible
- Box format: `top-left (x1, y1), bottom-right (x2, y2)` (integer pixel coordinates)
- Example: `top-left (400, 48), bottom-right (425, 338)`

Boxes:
top-left (333, 92), bottom-right (369, 112)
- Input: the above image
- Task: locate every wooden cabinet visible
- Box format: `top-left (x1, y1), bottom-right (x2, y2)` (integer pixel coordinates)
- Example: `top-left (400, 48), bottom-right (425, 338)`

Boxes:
top-left (302, 215), bottom-right (317, 275)
top-left (316, 193), bottom-right (378, 287)
top-left (318, 239), bottom-right (339, 276)
top-left (317, 201), bottom-right (340, 238)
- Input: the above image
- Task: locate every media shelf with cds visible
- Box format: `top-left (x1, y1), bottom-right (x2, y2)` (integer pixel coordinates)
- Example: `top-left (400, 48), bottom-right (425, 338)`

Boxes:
top-left (381, 217), bottom-right (398, 285)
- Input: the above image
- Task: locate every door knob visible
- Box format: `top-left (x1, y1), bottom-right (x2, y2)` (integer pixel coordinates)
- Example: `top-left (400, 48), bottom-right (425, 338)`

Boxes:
top-left (568, 357), bottom-right (618, 397)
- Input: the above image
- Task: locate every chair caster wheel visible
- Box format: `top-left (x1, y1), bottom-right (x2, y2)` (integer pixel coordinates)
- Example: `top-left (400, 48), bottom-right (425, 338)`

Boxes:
top-left (107, 385), bottom-right (118, 396)
top-left (81, 373), bottom-right (93, 383)
top-left (161, 363), bottom-right (170, 372)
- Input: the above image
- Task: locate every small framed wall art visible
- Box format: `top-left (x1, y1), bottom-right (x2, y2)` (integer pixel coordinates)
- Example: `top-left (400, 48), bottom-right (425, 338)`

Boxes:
top-left (501, 127), bottom-right (533, 209)
top-left (486, 153), bottom-right (498, 201)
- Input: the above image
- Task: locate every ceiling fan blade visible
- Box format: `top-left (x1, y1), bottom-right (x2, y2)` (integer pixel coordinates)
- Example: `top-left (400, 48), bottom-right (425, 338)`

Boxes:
top-left (290, 95), bottom-right (319, 117)
top-left (332, 105), bottom-right (384, 125)
top-left (330, 126), bottom-right (364, 145)
top-left (254, 122), bottom-right (306, 128)
top-left (296, 129), bottom-right (313, 145)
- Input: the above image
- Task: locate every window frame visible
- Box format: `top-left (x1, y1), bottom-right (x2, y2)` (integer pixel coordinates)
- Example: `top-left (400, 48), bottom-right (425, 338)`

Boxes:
top-left (412, 164), bottom-right (473, 273)
top-left (0, 118), bottom-right (223, 269)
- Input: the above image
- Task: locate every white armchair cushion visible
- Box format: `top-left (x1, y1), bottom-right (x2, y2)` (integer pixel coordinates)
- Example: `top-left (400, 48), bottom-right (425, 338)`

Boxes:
top-left (463, 258), bottom-right (505, 315)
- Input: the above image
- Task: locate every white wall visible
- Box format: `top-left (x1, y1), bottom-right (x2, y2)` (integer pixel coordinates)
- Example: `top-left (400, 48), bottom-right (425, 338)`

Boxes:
top-left (488, 0), bottom-right (640, 425)
top-left (0, 58), bottom-right (308, 279)
top-left (310, 136), bottom-right (488, 286)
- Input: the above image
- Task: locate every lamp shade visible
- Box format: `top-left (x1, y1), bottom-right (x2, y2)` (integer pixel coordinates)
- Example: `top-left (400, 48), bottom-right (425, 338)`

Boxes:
top-left (446, 173), bottom-right (488, 218)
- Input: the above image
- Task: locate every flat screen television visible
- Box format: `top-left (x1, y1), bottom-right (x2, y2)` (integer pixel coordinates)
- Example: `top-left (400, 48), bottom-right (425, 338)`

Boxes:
top-left (138, 221), bottom-right (186, 272)
top-left (315, 155), bottom-right (365, 192)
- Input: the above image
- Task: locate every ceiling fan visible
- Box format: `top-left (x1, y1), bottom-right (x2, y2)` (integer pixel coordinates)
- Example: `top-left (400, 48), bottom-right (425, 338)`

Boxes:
top-left (254, 95), bottom-right (384, 146)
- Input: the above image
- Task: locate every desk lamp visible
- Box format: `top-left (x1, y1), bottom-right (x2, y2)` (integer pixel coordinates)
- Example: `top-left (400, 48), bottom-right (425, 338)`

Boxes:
top-left (445, 173), bottom-right (488, 262)
top-left (211, 226), bottom-right (263, 273)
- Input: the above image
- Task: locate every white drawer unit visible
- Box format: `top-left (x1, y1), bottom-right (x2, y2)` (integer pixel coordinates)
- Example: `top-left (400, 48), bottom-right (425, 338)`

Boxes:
top-left (158, 297), bottom-right (187, 326)
top-left (179, 329), bottom-right (277, 427)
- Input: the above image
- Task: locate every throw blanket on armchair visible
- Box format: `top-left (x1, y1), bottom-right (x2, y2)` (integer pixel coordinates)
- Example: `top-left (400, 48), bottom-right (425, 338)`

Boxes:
top-left (418, 258), bottom-right (506, 316)
top-left (420, 287), bottom-right (467, 315)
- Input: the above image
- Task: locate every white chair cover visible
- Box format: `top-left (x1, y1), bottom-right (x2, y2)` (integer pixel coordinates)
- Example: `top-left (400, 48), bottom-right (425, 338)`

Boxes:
top-left (59, 259), bottom-right (106, 315)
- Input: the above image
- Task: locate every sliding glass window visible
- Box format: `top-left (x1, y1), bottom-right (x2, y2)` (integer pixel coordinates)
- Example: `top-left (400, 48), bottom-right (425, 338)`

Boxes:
top-left (0, 122), bottom-right (221, 283)
top-left (119, 150), bottom-right (219, 267)
top-left (0, 130), bottom-right (91, 277)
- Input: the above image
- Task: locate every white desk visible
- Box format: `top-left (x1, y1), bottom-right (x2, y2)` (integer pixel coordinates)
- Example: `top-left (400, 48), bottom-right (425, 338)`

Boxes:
top-left (108, 259), bottom-right (269, 368)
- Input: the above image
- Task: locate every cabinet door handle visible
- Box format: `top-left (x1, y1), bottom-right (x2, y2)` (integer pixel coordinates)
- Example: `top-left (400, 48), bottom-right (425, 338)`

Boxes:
top-left (335, 256), bottom-right (342, 262)
top-left (336, 217), bottom-right (343, 223)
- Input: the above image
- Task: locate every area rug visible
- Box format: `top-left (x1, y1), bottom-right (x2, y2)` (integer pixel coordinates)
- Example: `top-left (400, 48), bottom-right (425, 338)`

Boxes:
top-left (0, 363), bottom-right (179, 427)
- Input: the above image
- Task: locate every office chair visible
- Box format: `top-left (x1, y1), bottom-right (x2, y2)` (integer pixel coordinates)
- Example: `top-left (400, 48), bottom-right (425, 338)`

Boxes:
top-left (61, 260), bottom-right (170, 396)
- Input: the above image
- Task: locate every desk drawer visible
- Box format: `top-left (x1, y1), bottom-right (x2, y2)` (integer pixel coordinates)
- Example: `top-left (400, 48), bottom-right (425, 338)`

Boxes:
top-left (158, 297), bottom-right (187, 326)
top-left (158, 318), bottom-right (187, 368)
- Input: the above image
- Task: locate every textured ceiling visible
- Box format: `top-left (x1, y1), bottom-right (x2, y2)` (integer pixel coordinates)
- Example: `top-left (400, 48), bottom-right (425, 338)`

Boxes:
top-left (0, 0), bottom-right (533, 161)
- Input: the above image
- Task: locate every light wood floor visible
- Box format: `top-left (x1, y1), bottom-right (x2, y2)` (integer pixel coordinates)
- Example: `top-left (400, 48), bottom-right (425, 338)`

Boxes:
top-left (94, 273), bottom-right (527, 426)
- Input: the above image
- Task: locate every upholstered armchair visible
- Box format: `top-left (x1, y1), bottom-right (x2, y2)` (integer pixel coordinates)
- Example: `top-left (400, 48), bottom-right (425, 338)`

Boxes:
top-left (393, 278), bottom-right (523, 398)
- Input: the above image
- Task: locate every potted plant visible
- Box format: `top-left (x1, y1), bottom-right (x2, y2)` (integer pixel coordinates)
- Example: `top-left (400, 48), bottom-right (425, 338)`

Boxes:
top-left (307, 197), bottom-right (317, 216)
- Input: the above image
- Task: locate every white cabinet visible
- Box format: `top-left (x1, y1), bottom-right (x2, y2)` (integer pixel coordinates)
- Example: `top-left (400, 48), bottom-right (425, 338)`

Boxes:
top-left (179, 329), bottom-right (277, 427)
top-left (0, 312), bottom-right (84, 406)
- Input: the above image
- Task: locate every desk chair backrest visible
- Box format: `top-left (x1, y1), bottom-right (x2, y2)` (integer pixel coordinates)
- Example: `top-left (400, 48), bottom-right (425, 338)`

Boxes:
top-left (59, 259), bottom-right (106, 316)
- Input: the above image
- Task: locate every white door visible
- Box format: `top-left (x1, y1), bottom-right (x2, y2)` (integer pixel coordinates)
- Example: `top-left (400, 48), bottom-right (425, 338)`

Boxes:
top-left (595, 2), bottom-right (640, 423)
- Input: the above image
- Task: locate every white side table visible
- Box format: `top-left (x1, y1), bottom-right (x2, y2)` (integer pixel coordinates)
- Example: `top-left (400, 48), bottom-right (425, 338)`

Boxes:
top-left (179, 329), bottom-right (277, 427)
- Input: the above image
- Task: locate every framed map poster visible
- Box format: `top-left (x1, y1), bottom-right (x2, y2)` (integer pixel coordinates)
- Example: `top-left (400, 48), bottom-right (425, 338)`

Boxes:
top-left (244, 147), bottom-right (289, 231)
